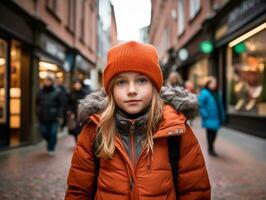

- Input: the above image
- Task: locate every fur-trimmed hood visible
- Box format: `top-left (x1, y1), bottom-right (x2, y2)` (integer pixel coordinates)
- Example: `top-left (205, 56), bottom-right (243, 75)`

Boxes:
top-left (78, 86), bottom-right (198, 123)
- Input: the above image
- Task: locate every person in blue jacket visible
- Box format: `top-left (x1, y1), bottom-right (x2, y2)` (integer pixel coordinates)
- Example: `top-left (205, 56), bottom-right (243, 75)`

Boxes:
top-left (198, 77), bottom-right (225, 156)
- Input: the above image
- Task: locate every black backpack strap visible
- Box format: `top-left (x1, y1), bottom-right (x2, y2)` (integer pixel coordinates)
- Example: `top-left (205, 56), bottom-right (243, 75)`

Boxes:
top-left (167, 136), bottom-right (181, 200)
top-left (92, 141), bottom-right (100, 198)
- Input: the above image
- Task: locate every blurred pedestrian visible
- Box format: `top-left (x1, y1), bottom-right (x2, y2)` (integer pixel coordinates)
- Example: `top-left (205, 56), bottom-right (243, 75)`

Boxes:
top-left (198, 76), bottom-right (225, 156)
top-left (55, 78), bottom-right (68, 130)
top-left (65, 41), bottom-right (210, 199)
top-left (36, 75), bottom-right (64, 156)
top-left (184, 80), bottom-right (196, 93)
top-left (184, 80), bottom-right (196, 126)
top-left (167, 71), bottom-right (184, 87)
top-left (67, 79), bottom-right (88, 143)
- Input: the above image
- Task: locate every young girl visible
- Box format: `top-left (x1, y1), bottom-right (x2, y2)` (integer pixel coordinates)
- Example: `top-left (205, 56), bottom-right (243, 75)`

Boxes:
top-left (65, 41), bottom-right (210, 200)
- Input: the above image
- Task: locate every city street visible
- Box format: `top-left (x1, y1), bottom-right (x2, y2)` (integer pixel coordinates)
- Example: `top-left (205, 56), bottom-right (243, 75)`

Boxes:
top-left (0, 0), bottom-right (265, 199)
top-left (0, 119), bottom-right (265, 200)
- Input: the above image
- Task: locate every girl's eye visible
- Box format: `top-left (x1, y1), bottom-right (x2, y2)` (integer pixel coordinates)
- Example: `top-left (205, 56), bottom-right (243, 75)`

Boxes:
top-left (136, 78), bottom-right (148, 84)
top-left (116, 80), bottom-right (127, 86)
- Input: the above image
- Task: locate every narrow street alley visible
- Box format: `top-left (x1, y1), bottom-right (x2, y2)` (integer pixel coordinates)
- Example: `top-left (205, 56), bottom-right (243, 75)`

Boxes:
top-left (0, 119), bottom-right (265, 200)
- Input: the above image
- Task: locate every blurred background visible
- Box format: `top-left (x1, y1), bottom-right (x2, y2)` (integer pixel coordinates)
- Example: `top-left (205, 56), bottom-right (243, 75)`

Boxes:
top-left (0, 0), bottom-right (265, 199)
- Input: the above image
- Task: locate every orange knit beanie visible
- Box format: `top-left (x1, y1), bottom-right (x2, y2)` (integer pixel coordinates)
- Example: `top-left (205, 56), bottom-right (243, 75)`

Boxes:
top-left (103, 41), bottom-right (163, 94)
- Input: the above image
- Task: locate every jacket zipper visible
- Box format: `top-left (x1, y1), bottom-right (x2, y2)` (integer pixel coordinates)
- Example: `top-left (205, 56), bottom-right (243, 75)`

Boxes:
top-left (129, 177), bottom-right (134, 191)
top-left (130, 120), bottom-right (135, 167)
top-left (128, 120), bottom-right (136, 195)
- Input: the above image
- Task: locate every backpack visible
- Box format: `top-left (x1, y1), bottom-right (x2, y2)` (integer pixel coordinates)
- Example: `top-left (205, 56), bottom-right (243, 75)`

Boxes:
top-left (92, 136), bottom-right (180, 200)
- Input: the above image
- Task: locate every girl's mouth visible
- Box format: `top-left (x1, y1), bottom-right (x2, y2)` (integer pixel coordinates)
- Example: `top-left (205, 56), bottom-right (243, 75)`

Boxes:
top-left (126, 99), bottom-right (141, 103)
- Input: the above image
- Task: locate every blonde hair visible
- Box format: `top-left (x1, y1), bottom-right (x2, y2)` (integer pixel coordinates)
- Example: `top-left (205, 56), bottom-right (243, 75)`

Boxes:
top-left (95, 78), bottom-right (164, 159)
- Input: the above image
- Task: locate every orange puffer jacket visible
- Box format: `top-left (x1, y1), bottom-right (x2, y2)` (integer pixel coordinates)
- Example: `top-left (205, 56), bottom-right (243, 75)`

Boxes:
top-left (65, 105), bottom-right (211, 200)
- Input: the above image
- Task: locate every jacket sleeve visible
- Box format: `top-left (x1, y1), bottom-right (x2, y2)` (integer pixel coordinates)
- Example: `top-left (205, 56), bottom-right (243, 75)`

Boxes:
top-left (178, 124), bottom-right (211, 200)
top-left (65, 123), bottom-right (97, 200)
top-left (198, 91), bottom-right (208, 118)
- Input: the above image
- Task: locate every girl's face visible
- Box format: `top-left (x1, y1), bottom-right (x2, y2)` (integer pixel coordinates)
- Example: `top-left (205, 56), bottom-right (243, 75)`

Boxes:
top-left (113, 72), bottom-right (153, 114)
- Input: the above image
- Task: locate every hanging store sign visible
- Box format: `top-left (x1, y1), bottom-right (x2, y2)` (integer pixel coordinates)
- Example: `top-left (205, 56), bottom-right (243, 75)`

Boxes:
top-left (199, 41), bottom-right (213, 54)
top-left (233, 42), bottom-right (247, 54)
top-left (178, 48), bottom-right (189, 61)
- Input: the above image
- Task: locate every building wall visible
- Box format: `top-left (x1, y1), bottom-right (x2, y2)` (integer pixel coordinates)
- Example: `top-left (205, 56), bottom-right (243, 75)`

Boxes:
top-left (96, 0), bottom-right (117, 89)
top-left (149, 0), bottom-right (230, 57)
top-left (176, 0), bottom-right (212, 49)
top-left (149, 0), bottom-right (177, 60)
top-left (15, 0), bottom-right (97, 63)
top-left (110, 4), bottom-right (118, 47)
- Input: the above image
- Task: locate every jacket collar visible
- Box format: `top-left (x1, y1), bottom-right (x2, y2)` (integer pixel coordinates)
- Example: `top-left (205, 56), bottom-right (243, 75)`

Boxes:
top-left (90, 104), bottom-right (187, 138)
top-left (115, 109), bottom-right (148, 136)
top-left (84, 86), bottom-right (197, 138)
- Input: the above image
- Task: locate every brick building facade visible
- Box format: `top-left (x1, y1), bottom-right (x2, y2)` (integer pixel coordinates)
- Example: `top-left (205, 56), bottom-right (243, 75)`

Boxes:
top-left (149, 0), bottom-right (266, 137)
top-left (0, 0), bottom-right (117, 149)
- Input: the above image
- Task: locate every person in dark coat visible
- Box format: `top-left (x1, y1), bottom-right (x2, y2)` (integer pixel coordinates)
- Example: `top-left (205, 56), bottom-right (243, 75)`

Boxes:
top-left (55, 78), bottom-right (68, 130)
top-left (36, 75), bottom-right (64, 156)
top-left (67, 79), bottom-right (88, 143)
top-left (198, 76), bottom-right (225, 156)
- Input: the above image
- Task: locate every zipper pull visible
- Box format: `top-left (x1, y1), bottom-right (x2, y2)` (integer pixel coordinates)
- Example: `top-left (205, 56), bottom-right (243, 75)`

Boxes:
top-left (130, 120), bottom-right (135, 133)
top-left (129, 177), bottom-right (134, 191)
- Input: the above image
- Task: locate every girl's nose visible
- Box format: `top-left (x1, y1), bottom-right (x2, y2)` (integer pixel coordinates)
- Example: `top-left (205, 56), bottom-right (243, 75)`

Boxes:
top-left (128, 82), bottom-right (137, 95)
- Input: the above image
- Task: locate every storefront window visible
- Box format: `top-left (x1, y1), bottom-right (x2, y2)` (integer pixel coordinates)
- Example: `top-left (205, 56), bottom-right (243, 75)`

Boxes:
top-left (38, 61), bottom-right (65, 86)
top-left (73, 69), bottom-right (87, 81)
top-left (227, 25), bottom-right (266, 116)
top-left (10, 40), bottom-right (22, 146)
top-left (188, 58), bottom-right (209, 93)
top-left (0, 39), bottom-right (7, 123)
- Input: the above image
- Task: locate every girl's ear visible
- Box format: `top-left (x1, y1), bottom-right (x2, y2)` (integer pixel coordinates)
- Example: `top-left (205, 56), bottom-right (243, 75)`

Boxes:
top-left (153, 86), bottom-right (158, 94)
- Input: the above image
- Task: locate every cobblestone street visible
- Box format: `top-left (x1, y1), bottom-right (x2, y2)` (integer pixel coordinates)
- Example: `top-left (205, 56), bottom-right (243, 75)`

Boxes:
top-left (192, 120), bottom-right (266, 200)
top-left (0, 119), bottom-right (266, 200)
top-left (0, 132), bottom-right (75, 200)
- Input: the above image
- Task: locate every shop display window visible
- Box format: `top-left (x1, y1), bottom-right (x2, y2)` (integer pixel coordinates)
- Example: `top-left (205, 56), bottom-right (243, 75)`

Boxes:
top-left (188, 58), bottom-right (209, 93)
top-left (227, 26), bottom-right (266, 116)
top-left (0, 39), bottom-right (7, 123)
top-left (10, 40), bottom-right (21, 129)
top-left (73, 69), bottom-right (88, 81)
top-left (8, 40), bottom-right (23, 147)
top-left (38, 61), bottom-right (64, 86)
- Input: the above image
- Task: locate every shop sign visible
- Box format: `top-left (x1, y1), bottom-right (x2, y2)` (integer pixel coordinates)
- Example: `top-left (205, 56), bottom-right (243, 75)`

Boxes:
top-left (39, 34), bottom-right (66, 62)
top-left (75, 55), bottom-right (93, 74)
top-left (215, 0), bottom-right (265, 42)
top-left (199, 41), bottom-right (213, 54)
top-left (228, 0), bottom-right (263, 26)
top-left (233, 42), bottom-right (247, 54)
top-left (46, 42), bottom-right (65, 61)
top-left (215, 24), bottom-right (228, 41)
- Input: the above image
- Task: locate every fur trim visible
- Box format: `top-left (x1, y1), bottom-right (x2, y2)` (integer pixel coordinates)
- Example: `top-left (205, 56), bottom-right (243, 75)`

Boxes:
top-left (160, 86), bottom-right (198, 119)
top-left (78, 86), bottom-right (198, 123)
top-left (77, 89), bottom-right (107, 123)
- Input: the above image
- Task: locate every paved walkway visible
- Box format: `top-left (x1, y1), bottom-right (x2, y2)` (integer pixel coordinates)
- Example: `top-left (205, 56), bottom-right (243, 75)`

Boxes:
top-left (0, 133), bottom-right (75, 200)
top-left (191, 119), bottom-right (266, 200)
top-left (0, 119), bottom-right (265, 200)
